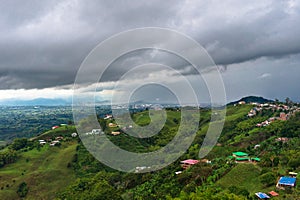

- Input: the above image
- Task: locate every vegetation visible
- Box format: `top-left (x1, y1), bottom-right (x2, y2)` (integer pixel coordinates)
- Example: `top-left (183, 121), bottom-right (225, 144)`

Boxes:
top-left (0, 100), bottom-right (299, 199)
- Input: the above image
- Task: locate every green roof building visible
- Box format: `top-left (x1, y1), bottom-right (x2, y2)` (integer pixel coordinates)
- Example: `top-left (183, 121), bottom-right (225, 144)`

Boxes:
top-left (251, 157), bottom-right (261, 162)
top-left (232, 152), bottom-right (248, 157)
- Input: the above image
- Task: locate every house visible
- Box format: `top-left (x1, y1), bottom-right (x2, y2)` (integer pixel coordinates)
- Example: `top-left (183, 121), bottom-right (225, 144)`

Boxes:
top-left (268, 191), bottom-right (279, 197)
top-left (279, 112), bottom-right (288, 121)
top-left (251, 157), bottom-right (261, 162)
top-left (50, 140), bottom-right (60, 146)
top-left (289, 172), bottom-right (298, 177)
top-left (71, 132), bottom-right (78, 137)
top-left (232, 152), bottom-right (250, 163)
top-left (56, 136), bottom-right (64, 140)
top-left (38, 140), bottom-right (46, 145)
top-left (200, 159), bottom-right (212, 164)
top-left (232, 152), bottom-right (248, 157)
top-left (276, 177), bottom-right (297, 189)
top-left (248, 109), bottom-right (257, 117)
top-left (180, 159), bottom-right (199, 169)
top-left (175, 171), bottom-right (182, 175)
top-left (256, 123), bottom-right (262, 127)
top-left (135, 166), bottom-right (151, 173)
top-left (104, 114), bottom-right (113, 119)
top-left (111, 131), bottom-right (121, 136)
top-left (238, 101), bottom-right (246, 105)
top-left (275, 137), bottom-right (289, 143)
top-left (92, 129), bottom-right (102, 134)
top-left (255, 192), bottom-right (270, 199)
top-left (108, 123), bottom-right (118, 127)
top-left (52, 126), bottom-right (59, 130)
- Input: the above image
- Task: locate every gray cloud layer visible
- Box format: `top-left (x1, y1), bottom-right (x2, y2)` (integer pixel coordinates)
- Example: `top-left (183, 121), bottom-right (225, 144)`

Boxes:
top-left (0, 0), bottom-right (300, 97)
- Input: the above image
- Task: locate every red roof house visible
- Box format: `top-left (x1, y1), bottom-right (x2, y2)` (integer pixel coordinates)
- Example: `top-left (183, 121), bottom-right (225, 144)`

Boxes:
top-left (268, 191), bottom-right (279, 197)
top-left (52, 126), bottom-right (59, 130)
top-left (180, 159), bottom-right (199, 169)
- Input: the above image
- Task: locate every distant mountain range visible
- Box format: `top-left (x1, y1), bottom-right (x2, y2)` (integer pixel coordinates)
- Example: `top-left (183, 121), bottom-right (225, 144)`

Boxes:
top-left (228, 96), bottom-right (274, 105)
top-left (0, 96), bottom-right (275, 106)
top-left (0, 98), bottom-right (71, 106)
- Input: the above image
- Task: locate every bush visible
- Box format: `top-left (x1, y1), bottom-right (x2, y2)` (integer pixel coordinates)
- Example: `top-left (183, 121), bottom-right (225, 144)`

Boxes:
top-left (17, 182), bottom-right (28, 198)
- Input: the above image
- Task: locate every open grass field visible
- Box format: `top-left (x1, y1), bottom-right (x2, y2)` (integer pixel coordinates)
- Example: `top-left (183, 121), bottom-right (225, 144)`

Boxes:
top-left (0, 141), bottom-right (77, 200)
top-left (216, 163), bottom-right (273, 193)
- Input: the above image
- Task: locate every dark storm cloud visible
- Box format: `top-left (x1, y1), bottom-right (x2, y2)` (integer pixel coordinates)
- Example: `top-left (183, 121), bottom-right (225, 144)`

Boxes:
top-left (0, 0), bottom-right (300, 89)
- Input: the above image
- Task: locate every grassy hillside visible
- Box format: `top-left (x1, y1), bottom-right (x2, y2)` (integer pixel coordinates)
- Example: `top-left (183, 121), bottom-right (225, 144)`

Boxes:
top-left (0, 103), bottom-right (299, 199)
top-left (217, 164), bottom-right (263, 193)
top-left (0, 141), bottom-right (77, 199)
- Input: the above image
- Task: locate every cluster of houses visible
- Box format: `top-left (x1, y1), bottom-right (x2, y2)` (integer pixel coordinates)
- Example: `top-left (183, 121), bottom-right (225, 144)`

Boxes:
top-left (102, 114), bottom-right (136, 136)
top-left (255, 112), bottom-right (289, 127)
top-left (242, 101), bottom-right (300, 127)
top-left (255, 172), bottom-right (298, 199)
top-left (38, 136), bottom-right (63, 147)
top-left (38, 132), bottom-right (78, 146)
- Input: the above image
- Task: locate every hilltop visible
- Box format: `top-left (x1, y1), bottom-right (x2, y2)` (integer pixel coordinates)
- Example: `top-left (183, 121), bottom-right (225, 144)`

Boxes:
top-left (228, 96), bottom-right (274, 105)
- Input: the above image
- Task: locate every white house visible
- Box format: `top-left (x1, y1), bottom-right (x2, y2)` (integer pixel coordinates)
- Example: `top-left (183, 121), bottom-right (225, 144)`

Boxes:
top-left (71, 132), bottom-right (78, 137)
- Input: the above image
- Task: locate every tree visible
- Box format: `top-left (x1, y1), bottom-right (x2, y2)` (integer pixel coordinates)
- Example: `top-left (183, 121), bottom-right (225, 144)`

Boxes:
top-left (10, 138), bottom-right (28, 151)
top-left (288, 157), bottom-right (300, 170)
top-left (259, 172), bottom-right (276, 187)
top-left (17, 182), bottom-right (28, 198)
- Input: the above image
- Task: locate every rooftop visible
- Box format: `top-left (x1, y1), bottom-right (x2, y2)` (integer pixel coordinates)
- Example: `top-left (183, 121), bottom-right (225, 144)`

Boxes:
top-left (268, 191), bottom-right (279, 197)
top-left (181, 159), bottom-right (199, 165)
top-left (232, 152), bottom-right (248, 157)
top-left (278, 177), bottom-right (297, 186)
top-left (255, 192), bottom-right (270, 199)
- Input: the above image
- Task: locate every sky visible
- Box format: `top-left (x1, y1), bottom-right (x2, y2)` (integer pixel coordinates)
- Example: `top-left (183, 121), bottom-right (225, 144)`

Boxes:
top-left (0, 0), bottom-right (300, 103)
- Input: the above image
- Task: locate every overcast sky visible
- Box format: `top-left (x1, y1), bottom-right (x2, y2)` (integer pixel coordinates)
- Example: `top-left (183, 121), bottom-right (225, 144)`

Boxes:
top-left (0, 0), bottom-right (300, 103)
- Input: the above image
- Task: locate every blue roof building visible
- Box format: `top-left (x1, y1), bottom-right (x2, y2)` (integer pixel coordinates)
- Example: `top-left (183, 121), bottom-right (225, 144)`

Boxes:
top-left (277, 176), bottom-right (297, 187)
top-left (255, 192), bottom-right (270, 199)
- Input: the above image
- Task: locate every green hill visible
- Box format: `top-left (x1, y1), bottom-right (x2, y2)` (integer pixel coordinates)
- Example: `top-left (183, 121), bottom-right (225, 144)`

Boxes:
top-left (0, 104), bottom-right (299, 199)
top-left (0, 141), bottom-right (77, 199)
top-left (228, 96), bottom-right (274, 105)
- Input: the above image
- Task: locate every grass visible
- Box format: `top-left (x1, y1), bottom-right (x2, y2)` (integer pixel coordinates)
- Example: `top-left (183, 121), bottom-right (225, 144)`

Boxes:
top-left (225, 105), bottom-right (253, 121)
top-left (0, 141), bottom-right (77, 200)
top-left (217, 163), bottom-right (266, 193)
